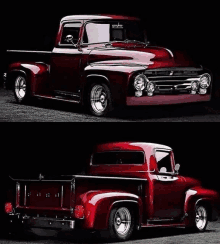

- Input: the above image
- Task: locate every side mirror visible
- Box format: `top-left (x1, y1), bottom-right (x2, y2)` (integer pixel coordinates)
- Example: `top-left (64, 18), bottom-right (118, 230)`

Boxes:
top-left (65, 35), bottom-right (74, 43)
top-left (174, 164), bottom-right (180, 174)
top-left (65, 35), bottom-right (78, 48)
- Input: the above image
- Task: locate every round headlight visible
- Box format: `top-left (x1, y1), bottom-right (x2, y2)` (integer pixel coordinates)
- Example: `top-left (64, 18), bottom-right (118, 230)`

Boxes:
top-left (199, 74), bottom-right (211, 89)
top-left (133, 74), bottom-right (147, 91)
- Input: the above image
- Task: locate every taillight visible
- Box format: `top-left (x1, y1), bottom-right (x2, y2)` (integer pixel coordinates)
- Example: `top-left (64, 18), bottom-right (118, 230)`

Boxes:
top-left (5, 202), bottom-right (13, 214)
top-left (74, 205), bottom-right (84, 219)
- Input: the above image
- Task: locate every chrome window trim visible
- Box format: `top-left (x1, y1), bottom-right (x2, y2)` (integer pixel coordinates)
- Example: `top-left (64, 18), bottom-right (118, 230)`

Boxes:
top-left (58, 21), bottom-right (83, 47)
top-left (154, 149), bottom-right (174, 174)
top-left (7, 50), bottom-right (52, 54)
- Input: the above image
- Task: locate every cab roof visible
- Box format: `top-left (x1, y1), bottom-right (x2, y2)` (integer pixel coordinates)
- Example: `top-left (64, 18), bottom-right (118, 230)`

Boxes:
top-left (94, 142), bottom-right (172, 153)
top-left (61, 15), bottom-right (140, 22)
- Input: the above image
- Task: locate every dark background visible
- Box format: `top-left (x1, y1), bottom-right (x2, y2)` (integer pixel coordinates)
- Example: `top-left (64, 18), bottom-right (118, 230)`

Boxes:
top-left (0, 1), bottom-right (220, 95)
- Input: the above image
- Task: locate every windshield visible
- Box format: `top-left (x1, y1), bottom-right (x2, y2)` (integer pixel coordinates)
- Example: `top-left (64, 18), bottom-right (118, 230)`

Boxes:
top-left (83, 20), bottom-right (146, 44)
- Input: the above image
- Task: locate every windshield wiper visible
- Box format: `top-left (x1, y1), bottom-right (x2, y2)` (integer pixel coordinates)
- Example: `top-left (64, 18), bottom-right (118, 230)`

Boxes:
top-left (104, 40), bottom-right (150, 47)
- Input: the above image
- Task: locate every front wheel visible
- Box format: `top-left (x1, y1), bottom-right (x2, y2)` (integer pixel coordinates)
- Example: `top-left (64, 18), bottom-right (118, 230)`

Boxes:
top-left (194, 205), bottom-right (208, 231)
top-left (109, 207), bottom-right (134, 241)
top-left (187, 204), bottom-right (208, 232)
top-left (13, 75), bottom-right (30, 104)
top-left (88, 83), bottom-right (113, 117)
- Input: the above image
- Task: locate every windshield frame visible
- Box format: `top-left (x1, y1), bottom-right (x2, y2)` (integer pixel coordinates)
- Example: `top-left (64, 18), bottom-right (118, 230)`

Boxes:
top-left (80, 19), bottom-right (147, 46)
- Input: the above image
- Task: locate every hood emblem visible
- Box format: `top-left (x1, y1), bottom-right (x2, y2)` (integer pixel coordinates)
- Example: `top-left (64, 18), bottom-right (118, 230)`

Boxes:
top-left (170, 71), bottom-right (174, 76)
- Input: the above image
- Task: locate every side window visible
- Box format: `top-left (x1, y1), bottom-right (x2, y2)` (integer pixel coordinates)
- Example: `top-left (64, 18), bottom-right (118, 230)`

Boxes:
top-left (60, 22), bottom-right (82, 45)
top-left (155, 150), bottom-right (173, 173)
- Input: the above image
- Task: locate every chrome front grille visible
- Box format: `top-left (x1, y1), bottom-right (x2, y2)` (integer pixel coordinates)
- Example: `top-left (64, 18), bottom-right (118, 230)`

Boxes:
top-left (144, 69), bottom-right (202, 95)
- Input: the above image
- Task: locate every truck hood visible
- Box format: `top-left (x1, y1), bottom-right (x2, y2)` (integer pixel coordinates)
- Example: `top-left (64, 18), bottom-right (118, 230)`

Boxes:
top-left (88, 42), bottom-right (200, 69)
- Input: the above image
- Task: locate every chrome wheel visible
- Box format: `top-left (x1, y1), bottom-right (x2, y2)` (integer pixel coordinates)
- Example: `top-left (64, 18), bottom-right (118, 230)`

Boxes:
top-left (113, 207), bottom-right (131, 236)
top-left (195, 206), bottom-right (207, 230)
top-left (15, 76), bottom-right (27, 100)
top-left (90, 84), bottom-right (108, 114)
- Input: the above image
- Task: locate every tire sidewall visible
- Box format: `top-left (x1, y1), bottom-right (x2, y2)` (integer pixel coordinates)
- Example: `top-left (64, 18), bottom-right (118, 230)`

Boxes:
top-left (109, 207), bottom-right (135, 241)
top-left (13, 75), bottom-right (29, 104)
top-left (194, 205), bottom-right (208, 232)
top-left (87, 82), bottom-right (113, 117)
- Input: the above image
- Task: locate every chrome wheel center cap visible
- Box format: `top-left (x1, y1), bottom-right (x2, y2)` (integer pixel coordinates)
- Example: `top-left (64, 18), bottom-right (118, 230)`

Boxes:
top-left (116, 217), bottom-right (121, 225)
top-left (100, 95), bottom-right (105, 103)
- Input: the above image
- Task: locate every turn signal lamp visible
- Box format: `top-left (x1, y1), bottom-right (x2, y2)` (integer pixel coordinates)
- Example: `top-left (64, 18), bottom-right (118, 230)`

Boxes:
top-left (74, 205), bottom-right (84, 219)
top-left (5, 202), bottom-right (13, 214)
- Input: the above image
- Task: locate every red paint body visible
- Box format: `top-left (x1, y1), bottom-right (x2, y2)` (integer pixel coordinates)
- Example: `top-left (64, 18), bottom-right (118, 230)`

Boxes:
top-left (5, 15), bottom-right (212, 109)
top-left (5, 142), bottom-right (220, 233)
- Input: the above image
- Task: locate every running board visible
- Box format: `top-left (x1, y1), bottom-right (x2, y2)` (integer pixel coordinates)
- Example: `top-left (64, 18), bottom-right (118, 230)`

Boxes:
top-left (141, 223), bottom-right (186, 228)
top-left (34, 94), bottom-right (80, 104)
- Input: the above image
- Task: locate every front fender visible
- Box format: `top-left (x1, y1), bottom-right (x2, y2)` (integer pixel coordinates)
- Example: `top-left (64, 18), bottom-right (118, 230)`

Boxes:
top-left (8, 62), bottom-right (50, 95)
top-left (184, 187), bottom-right (220, 225)
top-left (84, 64), bottom-right (145, 105)
top-left (77, 190), bottom-right (142, 230)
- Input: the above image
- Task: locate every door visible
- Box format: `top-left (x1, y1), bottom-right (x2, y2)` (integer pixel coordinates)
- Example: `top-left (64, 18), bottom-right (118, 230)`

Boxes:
top-left (152, 150), bottom-right (185, 219)
top-left (50, 22), bottom-right (83, 98)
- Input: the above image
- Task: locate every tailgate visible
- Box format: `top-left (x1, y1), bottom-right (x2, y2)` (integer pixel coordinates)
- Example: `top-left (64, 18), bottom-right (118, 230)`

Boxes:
top-left (12, 176), bottom-right (75, 217)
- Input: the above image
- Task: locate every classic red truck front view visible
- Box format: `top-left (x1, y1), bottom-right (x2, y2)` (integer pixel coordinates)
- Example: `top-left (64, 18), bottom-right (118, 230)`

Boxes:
top-left (5, 142), bottom-right (219, 241)
top-left (3, 15), bottom-right (212, 116)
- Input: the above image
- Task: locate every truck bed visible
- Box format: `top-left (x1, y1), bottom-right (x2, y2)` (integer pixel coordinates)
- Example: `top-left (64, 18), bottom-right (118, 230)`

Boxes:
top-left (10, 174), bottom-right (146, 219)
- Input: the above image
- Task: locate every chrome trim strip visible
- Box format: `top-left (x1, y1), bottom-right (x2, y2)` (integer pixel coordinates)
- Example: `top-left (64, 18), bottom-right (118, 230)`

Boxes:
top-left (54, 90), bottom-right (80, 98)
top-left (61, 185), bottom-right (64, 208)
top-left (145, 67), bottom-right (203, 71)
top-left (111, 200), bottom-right (138, 206)
top-left (16, 182), bottom-right (20, 207)
top-left (73, 175), bottom-right (147, 181)
top-left (87, 74), bottom-right (109, 82)
top-left (24, 185), bottom-right (27, 206)
top-left (7, 50), bottom-right (52, 54)
top-left (34, 95), bottom-right (80, 104)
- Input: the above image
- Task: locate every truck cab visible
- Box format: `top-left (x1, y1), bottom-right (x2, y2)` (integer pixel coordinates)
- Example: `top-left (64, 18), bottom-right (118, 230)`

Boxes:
top-left (4, 142), bottom-right (220, 241)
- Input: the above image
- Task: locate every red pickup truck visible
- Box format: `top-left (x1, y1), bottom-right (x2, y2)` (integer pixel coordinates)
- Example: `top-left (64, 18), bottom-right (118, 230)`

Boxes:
top-left (3, 15), bottom-right (212, 116)
top-left (5, 142), bottom-right (219, 241)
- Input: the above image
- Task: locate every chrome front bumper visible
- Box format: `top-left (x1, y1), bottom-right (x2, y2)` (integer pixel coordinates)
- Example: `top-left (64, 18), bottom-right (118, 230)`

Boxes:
top-left (8, 214), bottom-right (75, 230)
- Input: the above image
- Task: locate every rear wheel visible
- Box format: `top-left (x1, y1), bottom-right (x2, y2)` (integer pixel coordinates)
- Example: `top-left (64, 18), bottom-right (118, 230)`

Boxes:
top-left (109, 207), bottom-right (134, 241)
top-left (13, 75), bottom-right (30, 104)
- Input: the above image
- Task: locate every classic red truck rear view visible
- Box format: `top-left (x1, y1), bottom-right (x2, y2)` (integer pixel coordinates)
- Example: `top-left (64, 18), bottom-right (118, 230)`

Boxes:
top-left (3, 15), bottom-right (213, 116)
top-left (5, 142), bottom-right (220, 241)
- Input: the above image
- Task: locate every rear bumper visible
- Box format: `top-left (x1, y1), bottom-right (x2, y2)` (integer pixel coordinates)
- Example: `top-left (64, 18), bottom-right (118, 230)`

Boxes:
top-left (126, 94), bottom-right (211, 106)
top-left (7, 214), bottom-right (75, 230)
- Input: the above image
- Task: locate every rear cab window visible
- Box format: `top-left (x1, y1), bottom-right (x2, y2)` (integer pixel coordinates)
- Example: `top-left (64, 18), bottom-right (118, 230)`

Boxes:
top-left (92, 151), bottom-right (145, 165)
